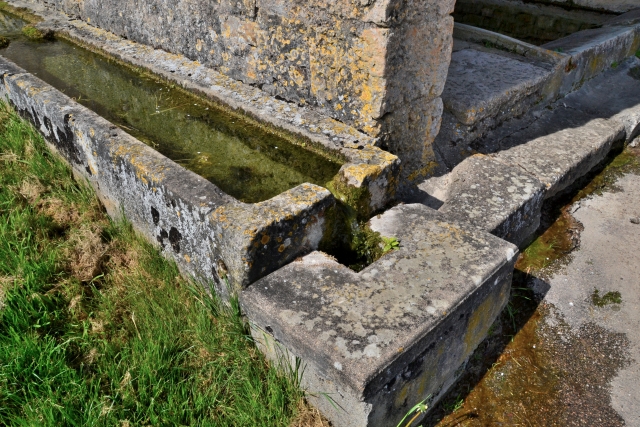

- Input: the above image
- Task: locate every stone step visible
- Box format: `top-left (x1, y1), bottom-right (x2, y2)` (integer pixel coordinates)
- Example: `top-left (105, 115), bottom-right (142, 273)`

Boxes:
top-left (240, 204), bottom-right (517, 427)
top-left (439, 155), bottom-right (545, 248)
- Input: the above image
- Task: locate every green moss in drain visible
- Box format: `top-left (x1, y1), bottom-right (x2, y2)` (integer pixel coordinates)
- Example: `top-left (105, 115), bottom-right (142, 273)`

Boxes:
top-left (591, 289), bottom-right (622, 307)
top-left (572, 148), bottom-right (640, 202)
top-left (611, 61), bottom-right (619, 69)
top-left (635, 49), bottom-right (640, 59)
top-left (629, 66), bottom-right (640, 81)
top-left (0, 35), bottom-right (8, 48)
top-left (516, 206), bottom-right (581, 275)
top-left (319, 202), bottom-right (399, 272)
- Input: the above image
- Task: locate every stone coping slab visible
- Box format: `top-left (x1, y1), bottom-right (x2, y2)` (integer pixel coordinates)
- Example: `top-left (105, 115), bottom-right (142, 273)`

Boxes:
top-left (453, 23), bottom-right (565, 66)
top-left (0, 56), bottom-right (341, 298)
top-left (240, 203), bottom-right (517, 426)
top-left (492, 118), bottom-right (625, 199)
top-left (439, 155), bottom-right (545, 248)
top-left (1, 0), bottom-right (400, 218)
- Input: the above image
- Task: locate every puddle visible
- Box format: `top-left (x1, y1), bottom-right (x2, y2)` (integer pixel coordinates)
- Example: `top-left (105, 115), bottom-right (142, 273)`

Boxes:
top-left (0, 12), bottom-right (342, 203)
top-left (453, 0), bottom-right (613, 46)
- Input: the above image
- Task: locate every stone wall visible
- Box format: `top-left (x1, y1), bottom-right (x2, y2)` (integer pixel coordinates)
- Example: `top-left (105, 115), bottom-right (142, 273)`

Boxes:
top-left (32, 0), bottom-right (455, 181)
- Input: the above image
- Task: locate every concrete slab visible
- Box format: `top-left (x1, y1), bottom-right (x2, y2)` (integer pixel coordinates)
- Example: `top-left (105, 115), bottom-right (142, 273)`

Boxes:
top-left (439, 155), bottom-right (545, 248)
top-left (240, 204), bottom-right (517, 427)
top-left (492, 118), bottom-right (625, 198)
top-left (540, 173), bottom-right (640, 425)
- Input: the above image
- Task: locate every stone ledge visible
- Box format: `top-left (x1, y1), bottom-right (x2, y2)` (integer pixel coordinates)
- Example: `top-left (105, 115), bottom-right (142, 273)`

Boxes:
top-left (439, 155), bottom-right (545, 248)
top-left (492, 118), bottom-right (625, 199)
top-left (240, 204), bottom-right (517, 427)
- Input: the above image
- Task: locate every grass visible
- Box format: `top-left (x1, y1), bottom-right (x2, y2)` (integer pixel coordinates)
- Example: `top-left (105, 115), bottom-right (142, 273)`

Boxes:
top-left (591, 289), bottom-right (622, 307)
top-left (0, 102), bottom-right (311, 426)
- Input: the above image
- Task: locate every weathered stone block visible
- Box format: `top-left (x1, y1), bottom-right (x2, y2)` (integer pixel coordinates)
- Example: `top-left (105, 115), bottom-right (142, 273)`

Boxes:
top-left (493, 118), bottom-right (625, 198)
top-left (439, 155), bottom-right (545, 248)
top-left (240, 204), bottom-right (517, 426)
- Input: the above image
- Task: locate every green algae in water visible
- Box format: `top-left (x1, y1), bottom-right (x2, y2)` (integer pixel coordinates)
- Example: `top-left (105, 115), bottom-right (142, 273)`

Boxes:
top-left (0, 14), bottom-right (341, 203)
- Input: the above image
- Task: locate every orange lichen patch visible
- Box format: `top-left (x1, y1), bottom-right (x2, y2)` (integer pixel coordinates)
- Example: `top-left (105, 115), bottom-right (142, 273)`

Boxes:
top-left (113, 144), bottom-right (167, 185)
top-left (261, 234), bottom-right (271, 245)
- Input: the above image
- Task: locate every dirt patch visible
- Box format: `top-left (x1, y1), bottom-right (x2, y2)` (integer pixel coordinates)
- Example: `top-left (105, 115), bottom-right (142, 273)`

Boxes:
top-left (64, 224), bottom-right (109, 282)
top-left (288, 399), bottom-right (332, 427)
top-left (0, 275), bottom-right (16, 310)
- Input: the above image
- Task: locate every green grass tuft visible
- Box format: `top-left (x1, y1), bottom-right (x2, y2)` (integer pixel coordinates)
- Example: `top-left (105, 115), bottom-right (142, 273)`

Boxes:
top-left (591, 289), bottom-right (622, 307)
top-left (0, 102), bottom-right (304, 426)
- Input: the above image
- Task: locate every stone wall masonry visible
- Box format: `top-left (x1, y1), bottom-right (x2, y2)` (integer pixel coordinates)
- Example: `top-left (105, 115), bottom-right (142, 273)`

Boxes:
top-left (25, 0), bottom-right (456, 182)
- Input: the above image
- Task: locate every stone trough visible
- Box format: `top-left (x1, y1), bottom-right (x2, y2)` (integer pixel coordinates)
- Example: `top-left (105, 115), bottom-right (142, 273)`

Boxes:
top-left (2, 0), bottom-right (640, 426)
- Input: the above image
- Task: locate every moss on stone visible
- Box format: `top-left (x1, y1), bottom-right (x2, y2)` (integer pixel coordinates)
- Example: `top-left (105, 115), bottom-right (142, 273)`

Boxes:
top-left (0, 36), bottom-right (9, 49)
top-left (21, 25), bottom-right (51, 41)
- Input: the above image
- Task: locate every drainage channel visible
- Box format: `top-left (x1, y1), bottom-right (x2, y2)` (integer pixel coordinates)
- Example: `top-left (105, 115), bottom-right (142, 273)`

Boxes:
top-left (453, 0), bottom-right (615, 46)
top-left (0, 12), bottom-right (342, 204)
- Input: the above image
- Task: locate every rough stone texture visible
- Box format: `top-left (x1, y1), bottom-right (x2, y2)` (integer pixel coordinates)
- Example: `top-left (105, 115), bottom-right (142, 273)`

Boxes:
top-left (18, 0), bottom-right (456, 182)
top-left (240, 204), bottom-right (517, 427)
top-left (493, 118), bottom-right (625, 198)
top-left (543, 24), bottom-right (640, 93)
top-left (439, 155), bottom-right (545, 248)
top-left (0, 57), bottom-right (341, 298)
top-left (3, 0), bottom-right (402, 215)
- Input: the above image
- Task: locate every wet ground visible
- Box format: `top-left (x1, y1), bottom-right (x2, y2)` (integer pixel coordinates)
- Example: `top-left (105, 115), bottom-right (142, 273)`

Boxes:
top-left (424, 146), bottom-right (640, 427)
